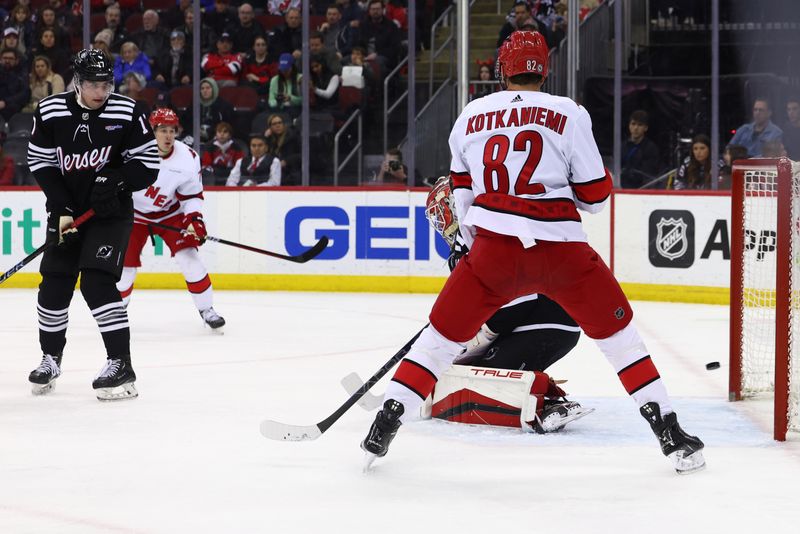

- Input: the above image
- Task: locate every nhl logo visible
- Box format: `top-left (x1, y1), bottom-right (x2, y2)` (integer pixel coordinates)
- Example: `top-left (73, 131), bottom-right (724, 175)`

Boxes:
top-left (96, 245), bottom-right (113, 260)
top-left (655, 217), bottom-right (688, 260)
top-left (648, 210), bottom-right (695, 268)
top-left (82, 113), bottom-right (89, 120)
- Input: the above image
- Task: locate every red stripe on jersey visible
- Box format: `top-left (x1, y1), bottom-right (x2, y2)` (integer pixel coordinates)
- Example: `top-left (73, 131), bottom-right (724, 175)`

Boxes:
top-left (134, 202), bottom-right (181, 219)
top-left (474, 193), bottom-right (581, 222)
top-left (186, 274), bottom-right (212, 294)
top-left (431, 388), bottom-right (521, 428)
top-left (119, 285), bottom-right (134, 298)
top-left (572, 169), bottom-right (612, 205)
top-left (176, 191), bottom-right (204, 201)
top-left (391, 359), bottom-right (438, 400)
top-left (617, 356), bottom-right (661, 394)
top-left (450, 171), bottom-right (472, 189)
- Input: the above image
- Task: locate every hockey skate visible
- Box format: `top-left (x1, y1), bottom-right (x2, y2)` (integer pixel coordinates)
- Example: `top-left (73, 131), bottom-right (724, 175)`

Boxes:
top-left (200, 307), bottom-right (225, 333)
top-left (361, 399), bottom-right (404, 471)
top-left (29, 354), bottom-right (62, 395)
top-left (530, 399), bottom-right (595, 434)
top-left (92, 358), bottom-right (138, 401)
top-left (640, 402), bottom-right (705, 474)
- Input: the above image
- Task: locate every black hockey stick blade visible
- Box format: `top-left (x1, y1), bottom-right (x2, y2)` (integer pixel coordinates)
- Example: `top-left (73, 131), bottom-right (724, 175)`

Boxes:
top-left (260, 325), bottom-right (427, 442)
top-left (134, 218), bottom-right (329, 263)
top-left (0, 210), bottom-right (95, 285)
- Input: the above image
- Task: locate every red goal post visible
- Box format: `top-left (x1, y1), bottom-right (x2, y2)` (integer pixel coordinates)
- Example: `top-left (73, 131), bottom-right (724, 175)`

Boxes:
top-left (729, 157), bottom-right (800, 441)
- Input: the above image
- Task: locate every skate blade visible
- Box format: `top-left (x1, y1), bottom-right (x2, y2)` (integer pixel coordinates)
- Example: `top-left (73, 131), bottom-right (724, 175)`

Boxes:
top-left (362, 452), bottom-right (379, 473)
top-left (31, 380), bottom-right (57, 396)
top-left (671, 450), bottom-right (706, 475)
top-left (531, 407), bottom-right (595, 434)
top-left (95, 382), bottom-right (138, 402)
top-left (204, 323), bottom-right (225, 335)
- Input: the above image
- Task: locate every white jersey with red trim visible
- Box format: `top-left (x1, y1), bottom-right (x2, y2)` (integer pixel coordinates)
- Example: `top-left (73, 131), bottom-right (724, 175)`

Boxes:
top-left (448, 89), bottom-right (611, 248)
top-left (132, 141), bottom-right (204, 222)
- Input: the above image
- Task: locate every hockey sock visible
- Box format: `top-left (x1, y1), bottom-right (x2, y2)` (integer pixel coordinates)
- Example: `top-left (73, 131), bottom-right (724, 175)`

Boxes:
top-left (117, 266), bottom-right (137, 307)
top-left (38, 273), bottom-right (79, 356)
top-left (175, 248), bottom-right (213, 311)
top-left (384, 324), bottom-right (466, 422)
top-left (594, 323), bottom-right (673, 414)
top-left (80, 269), bottom-right (130, 359)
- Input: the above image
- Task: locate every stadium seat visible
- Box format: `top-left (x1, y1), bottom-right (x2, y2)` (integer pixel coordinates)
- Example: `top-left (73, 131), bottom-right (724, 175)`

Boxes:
top-left (2, 135), bottom-right (30, 185)
top-left (310, 15), bottom-right (325, 30)
top-left (219, 86), bottom-right (259, 111)
top-left (256, 15), bottom-right (284, 30)
top-left (142, 0), bottom-right (175, 10)
top-left (125, 13), bottom-right (144, 34)
top-left (139, 87), bottom-right (162, 110)
top-left (7, 113), bottom-right (34, 135)
top-left (169, 86), bottom-right (193, 111)
top-left (250, 111), bottom-right (270, 134)
top-left (90, 13), bottom-right (106, 34)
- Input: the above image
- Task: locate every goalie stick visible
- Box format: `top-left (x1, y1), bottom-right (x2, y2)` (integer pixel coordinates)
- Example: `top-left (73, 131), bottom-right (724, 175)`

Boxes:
top-left (0, 210), bottom-right (95, 285)
top-left (260, 325), bottom-right (427, 441)
top-left (134, 219), bottom-right (329, 263)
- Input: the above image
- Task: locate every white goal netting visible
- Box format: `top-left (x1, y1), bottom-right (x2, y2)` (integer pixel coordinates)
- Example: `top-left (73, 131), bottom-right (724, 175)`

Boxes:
top-left (736, 160), bottom-right (800, 434)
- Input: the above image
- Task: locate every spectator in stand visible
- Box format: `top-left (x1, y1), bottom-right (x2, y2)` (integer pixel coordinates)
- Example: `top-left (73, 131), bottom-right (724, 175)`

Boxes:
top-left (242, 35), bottom-right (277, 97)
top-left (268, 0), bottom-right (301, 15)
top-left (154, 30), bottom-right (193, 89)
top-left (337, 0), bottom-right (364, 26)
top-left (47, 0), bottom-right (75, 35)
top-left (201, 32), bottom-right (242, 88)
top-left (225, 134), bottom-right (281, 186)
top-left (114, 41), bottom-right (151, 88)
top-left (6, 5), bottom-right (34, 58)
top-left (176, 6), bottom-right (216, 56)
top-left (183, 77), bottom-right (234, 142)
top-left (673, 134), bottom-right (723, 190)
top-left (163, 0), bottom-right (192, 30)
top-left (34, 6), bottom-right (67, 48)
top-left (226, 3), bottom-right (264, 54)
top-left (0, 48), bottom-right (30, 121)
top-left (718, 144), bottom-right (748, 190)
top-left (320, 3), bottom-right (355, 59)
top-left (201, 121), bottom-right (244, 184)
top-left (0, 134), bottom-right (14, 186)
top-left (97, 4), bottom-right (129, 55)
top-left (92, 29), bottom-right (115, 59)
top-left (119, 71), bottom-right (149, 110)
top-left (729, 97), bottom-right (783, 157)
top-left (23, 55), bottom-right (64, 112)
top-left (762, 139), bottom-right (787, 158)
top-left (270, 7), bottom-right (302, 61)
top-left (308, 31), bottom-right (342, 74)
top-left (204, 0), bottom-right (236, 39)
top-left (355, 0), bottom-right (402, 73)
top-left (782, 96), bottom-right (800, 160)
top-left (2, 28), bottom-right (24, 67)
top-left (385, 0), bottom-right (409, 31)
top-left (620, 109), bottom-right (661, 189)
top-left (309, 54), bottom-right (339, 111)
top-left (469, 61), bottom-right (496, 101)
top-left (264, 113), bottom-right (300, 185)
top-left (268, 53), bottom-right (302, 118)
top-left (31, 28), bottom-right (70, 81)
top-left (131, 10), bottom-right (170, 70)
top-left (498, 2), bottom-right (548, 49)
top-left (372, 147), bottom-right (420, 185)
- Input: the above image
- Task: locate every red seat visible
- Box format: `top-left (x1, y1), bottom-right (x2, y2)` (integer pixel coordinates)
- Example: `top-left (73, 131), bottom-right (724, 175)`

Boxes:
top-left (338, 86), bottom-right (363, 113)
top-left (310, 15), bottom-right (325, 30)
top-left (256, 15), bottom-right (284, 30)
top-left (90, 13), bottom-right (106, 34)
top-left (139, 87), bottom-right (161, 110)
top-left (219, 86), bottom-right (259, 111)
top-left (125, 12), bottom-right (143, 34)
top-left (142, 0), bottom-right (175, 10)
top-left (169, 86), bottom-right (193, 111)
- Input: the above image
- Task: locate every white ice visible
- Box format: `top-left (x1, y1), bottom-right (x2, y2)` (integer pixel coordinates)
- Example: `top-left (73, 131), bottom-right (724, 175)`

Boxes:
top-left (1, 289), bottom-right (799, 533)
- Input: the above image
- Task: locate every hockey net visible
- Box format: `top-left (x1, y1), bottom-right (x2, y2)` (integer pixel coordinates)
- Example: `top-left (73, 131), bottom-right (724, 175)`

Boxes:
top-left (730, 157), bottom-right (800, 440)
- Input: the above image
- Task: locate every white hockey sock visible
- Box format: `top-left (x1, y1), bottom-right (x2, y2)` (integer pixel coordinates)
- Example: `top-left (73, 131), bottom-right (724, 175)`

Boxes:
top-left (384, 324), bottom-right (466, 423)
top-left (116, 267), bottom-right (137, 307)
top-left (594, 323), bottom-right (674, 414)
top-left (175, 248), bottom-right (213, 311)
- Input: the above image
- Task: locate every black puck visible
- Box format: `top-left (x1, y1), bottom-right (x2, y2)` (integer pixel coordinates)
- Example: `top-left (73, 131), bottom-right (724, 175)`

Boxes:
top-left (706, 361), bottom-right (721, 370)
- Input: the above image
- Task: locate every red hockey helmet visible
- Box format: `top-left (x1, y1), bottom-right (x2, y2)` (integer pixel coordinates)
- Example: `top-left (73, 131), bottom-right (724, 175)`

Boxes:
top-left (149, 107), bottom-right (180, 129)
top-left (495, 30), bottom-right (549, 89)
top-left (425, 176), bottom-right (459, 246)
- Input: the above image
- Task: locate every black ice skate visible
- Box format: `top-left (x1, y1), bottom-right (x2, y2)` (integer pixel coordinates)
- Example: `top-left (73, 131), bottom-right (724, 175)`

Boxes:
top-left (531, 398), bottom-right (594, 434)
top-left (92, 358), bottom-right (138, 401)
top-left (29, 353), bottom-right (62, 395)
top-left (200, 307), bottom-right (225, 332)
top-left (640, 402), bottom-right (705, 474)
top-left (361, 399), bottom-right (404, 470)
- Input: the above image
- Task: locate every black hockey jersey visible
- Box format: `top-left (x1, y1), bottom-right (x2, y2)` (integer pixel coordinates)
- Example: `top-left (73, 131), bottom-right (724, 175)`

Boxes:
top-left (27, 91), bottom-right (160, 215)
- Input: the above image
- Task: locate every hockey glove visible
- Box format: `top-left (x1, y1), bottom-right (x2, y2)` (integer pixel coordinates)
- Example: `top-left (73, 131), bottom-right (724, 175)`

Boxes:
top-left (183, 212), bottom-right (207, 246)
top-left (90, 170), bottom-right (126, 218)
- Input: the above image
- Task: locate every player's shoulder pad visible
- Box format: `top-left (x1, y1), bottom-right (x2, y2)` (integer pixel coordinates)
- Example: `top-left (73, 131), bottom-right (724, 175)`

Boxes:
top-left (37, 91), bottom-right (72, 121)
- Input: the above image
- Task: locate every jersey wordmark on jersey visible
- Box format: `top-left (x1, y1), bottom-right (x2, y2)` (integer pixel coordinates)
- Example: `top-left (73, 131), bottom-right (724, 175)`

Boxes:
top-left (133, 141), bottom-right (204, 222)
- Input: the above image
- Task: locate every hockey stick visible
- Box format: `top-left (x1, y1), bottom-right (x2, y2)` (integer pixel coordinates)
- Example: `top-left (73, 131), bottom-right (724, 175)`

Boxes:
top-left (134, 218), bottom-right (328, 263)
top-left (0, 210), bottom-right (95, 285)
top-left (341, 372), bottom-right (384, 411)
top-left (260, 325), bottom-right (427, 441)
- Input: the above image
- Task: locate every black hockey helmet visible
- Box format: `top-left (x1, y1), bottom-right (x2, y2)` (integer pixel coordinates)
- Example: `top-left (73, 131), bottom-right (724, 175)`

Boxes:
top-left (72, 49), bottom-right (113, 83)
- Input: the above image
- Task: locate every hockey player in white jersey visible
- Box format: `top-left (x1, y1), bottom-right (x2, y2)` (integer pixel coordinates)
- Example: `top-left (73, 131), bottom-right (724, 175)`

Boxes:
top-left (117, 108), bottom-right (226, 331)
top-left (362, 31), bottom-right (705, 473)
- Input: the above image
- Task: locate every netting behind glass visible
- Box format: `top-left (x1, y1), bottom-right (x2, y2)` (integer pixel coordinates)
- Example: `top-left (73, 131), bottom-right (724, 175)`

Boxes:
top-left (738, 162), bottom-right (800, 433)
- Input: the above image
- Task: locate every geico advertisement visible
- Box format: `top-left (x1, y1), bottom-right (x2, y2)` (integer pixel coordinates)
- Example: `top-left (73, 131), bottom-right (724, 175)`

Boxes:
top-left (614, 194), bottom-right (736, 287)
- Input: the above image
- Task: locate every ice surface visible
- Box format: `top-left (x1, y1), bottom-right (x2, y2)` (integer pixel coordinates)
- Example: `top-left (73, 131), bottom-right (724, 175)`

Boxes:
top-left (1, 290), bottom-right (799, 533)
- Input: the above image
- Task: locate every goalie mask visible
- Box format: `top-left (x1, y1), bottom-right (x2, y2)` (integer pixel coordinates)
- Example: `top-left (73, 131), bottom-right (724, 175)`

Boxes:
top-left (425, 176), bottom-right (459, 246)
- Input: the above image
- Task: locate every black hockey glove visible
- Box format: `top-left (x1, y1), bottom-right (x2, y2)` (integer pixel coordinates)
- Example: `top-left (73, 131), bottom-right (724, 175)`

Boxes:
top-left (90, 170), bottom-right (126, 218)
top-left (447, 247), bottom-right (465, 272)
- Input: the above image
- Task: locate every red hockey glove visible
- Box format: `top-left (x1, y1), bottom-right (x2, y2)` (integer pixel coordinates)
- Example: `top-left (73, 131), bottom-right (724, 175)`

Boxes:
top-left (183, 212), bottom-right (207, 246)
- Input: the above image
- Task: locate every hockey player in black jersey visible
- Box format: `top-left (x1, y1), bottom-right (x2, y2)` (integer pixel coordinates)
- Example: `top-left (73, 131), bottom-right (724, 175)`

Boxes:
top-left (26, 49), bottom-right (160, 401)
